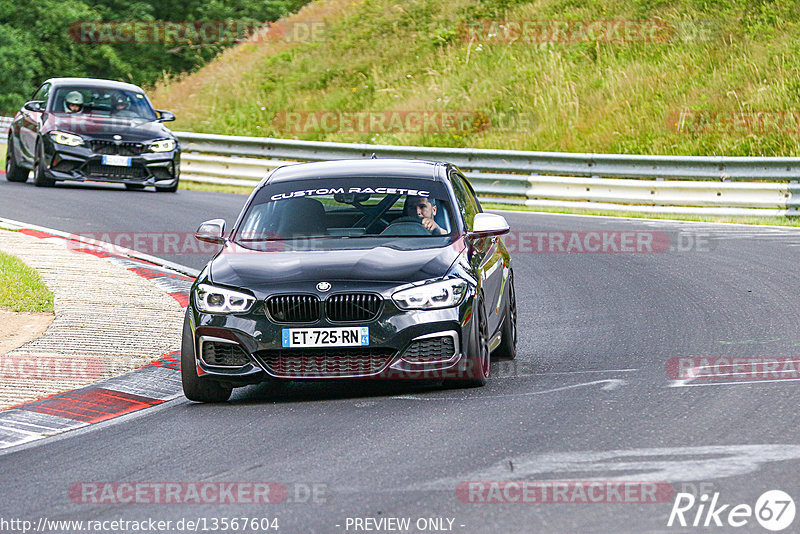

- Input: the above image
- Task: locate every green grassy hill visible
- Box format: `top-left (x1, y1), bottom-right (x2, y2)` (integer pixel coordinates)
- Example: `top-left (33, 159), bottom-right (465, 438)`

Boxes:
top-left (151, 0), bottom-right (800, 156)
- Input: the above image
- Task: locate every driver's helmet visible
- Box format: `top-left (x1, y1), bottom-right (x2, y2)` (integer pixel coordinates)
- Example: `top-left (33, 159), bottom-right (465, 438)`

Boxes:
top-left (64, 91), bottom-right (83, 112)
top-left (112, 94), bottom-right (129, 110)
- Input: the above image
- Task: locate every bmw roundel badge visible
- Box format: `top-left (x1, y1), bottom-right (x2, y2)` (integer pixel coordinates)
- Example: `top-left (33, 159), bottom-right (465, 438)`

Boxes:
top-left (316, 282), bottom-right (331, 292)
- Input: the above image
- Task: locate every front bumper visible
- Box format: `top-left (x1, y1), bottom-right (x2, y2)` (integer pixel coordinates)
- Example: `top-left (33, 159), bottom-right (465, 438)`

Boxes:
top-left (187, 293), bottom-right (480, 384)
top-left (41, 136), bottom-right (180, 187)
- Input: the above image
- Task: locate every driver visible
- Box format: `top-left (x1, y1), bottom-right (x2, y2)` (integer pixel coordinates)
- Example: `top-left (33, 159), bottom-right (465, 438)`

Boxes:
top-left (112, 94), bottom-right (136, 117)
top-left (64, 91), bottom-right (84, 113)
top-left (404, 195), bottom-right (444, 235)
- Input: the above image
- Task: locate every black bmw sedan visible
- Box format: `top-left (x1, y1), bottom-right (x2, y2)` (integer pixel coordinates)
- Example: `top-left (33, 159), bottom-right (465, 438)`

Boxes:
top-left (182, 159), bottom-right (516, 402)
top-left (5, 77), bottom-right (180, 192)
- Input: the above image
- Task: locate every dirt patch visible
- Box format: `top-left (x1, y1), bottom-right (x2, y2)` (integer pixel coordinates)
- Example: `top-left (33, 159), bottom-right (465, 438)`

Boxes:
top-left (0, 309), bottom-right (54, 356)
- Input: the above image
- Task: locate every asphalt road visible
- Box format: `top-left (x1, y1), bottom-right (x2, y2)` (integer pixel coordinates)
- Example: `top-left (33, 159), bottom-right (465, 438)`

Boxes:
top-left (2, 179), bottom-right (800, 533)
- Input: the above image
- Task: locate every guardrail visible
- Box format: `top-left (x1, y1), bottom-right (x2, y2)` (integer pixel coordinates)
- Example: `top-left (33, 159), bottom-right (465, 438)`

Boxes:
top-left (177, 132), bottom-right (800, 216)
top-left (0, 116), bottom-right (11, 137)
top-left (2, 128), bottom-right (796, 216)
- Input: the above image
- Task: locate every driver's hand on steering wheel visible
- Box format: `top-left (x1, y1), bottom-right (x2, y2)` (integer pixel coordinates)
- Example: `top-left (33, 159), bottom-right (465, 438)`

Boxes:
top-left (421, 217), bottom-right (443, 234)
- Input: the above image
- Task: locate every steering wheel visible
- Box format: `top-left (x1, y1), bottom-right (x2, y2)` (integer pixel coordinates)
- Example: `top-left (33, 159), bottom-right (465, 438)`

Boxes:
top-left (380, 216), bottom-right (431, 236)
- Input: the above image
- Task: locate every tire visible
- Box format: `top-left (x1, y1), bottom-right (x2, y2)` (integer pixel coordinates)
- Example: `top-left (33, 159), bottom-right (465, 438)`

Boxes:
top-left (181, 309), bottom-right (232, 403)
top-left (156, 178), bottom-right (179, 193)
top-left (5, 136), bottom-right (29, 183)
top-left (33, 140), bottom-right (55, 187)
top-left (445, 296), bottom-right (490, 388)
top-left (493, 273), bottom-right (517, 360)
top-left (124, 183), bottom-right (146, 191)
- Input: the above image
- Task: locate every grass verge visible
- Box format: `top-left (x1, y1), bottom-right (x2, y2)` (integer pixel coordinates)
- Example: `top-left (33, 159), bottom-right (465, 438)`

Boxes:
top-left (178, 180), bottom-right (256, 195)
top-left (151, 0), bottom-right (800, 157)
top-left (0, 250), bottom-right (54, 312)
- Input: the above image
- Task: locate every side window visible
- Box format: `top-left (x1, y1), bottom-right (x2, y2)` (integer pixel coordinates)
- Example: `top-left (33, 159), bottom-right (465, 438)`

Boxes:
top-left (462, 175), bottom-right (483, 212)
top-left (32, 83), bottom-right (50, 103)
top-left (450, 172), bottom-right (479, 229)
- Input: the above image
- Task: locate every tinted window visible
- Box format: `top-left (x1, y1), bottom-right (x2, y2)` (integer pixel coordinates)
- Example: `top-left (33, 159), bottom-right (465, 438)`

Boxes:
top-left (51, 87), bottom-right (157, 119)
top-left (235, 178), bottom-right (455, 248)
top-left (450, 172), bottom-right (479, 229)
top-left (32, 83), bottom-right (50, 103)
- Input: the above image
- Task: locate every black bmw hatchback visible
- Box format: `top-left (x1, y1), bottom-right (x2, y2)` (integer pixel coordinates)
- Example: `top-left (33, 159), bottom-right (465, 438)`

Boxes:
top-left (5, 77), bottom-right (180, 192)
top-left (182, 159), bottom-right (516, 402)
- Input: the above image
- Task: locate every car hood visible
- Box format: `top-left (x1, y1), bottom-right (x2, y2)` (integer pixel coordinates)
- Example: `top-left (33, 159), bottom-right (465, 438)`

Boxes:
top-left (209, 241), bottom-right (466, 289)
top-left (44, 113), bottom-right (174, 142)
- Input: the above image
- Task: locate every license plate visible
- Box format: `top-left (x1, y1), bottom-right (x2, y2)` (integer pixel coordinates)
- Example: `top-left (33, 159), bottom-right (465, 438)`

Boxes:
top-left (102, 155), bottom-right (131, 167)
top-left (282, 327), bottom-right (369, 348)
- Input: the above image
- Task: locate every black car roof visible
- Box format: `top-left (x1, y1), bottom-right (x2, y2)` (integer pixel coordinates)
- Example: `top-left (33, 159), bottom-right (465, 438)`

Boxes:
top-left (44, 78), bottom-right (146, 93)
top-left (265, 159), bottom-right (447, 184)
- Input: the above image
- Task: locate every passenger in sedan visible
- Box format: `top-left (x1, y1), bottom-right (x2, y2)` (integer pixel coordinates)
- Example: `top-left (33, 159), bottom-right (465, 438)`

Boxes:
top-left (112, 94), bottom-right (137, 118)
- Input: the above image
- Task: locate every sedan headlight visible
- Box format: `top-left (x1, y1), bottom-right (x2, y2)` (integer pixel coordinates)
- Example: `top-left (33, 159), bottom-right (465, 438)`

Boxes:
top-left (392, 278), bottom-right (469, 310)
top-left (149, 138), bottom-right (176, 152)
top-left (49, 131), bottom-right (84, 146)
top-left (195, 284), bottom-right (255, 314)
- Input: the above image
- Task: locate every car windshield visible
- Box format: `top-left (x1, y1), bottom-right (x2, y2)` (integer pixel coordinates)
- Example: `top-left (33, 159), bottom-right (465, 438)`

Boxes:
top-left (234, 178), bottom-right (456, 250)
top-left (51, 86), bottom-right (157, 120)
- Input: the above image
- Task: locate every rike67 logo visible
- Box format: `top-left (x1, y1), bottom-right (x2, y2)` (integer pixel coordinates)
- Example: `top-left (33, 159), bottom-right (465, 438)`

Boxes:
top-left (668, 490), bottom-right (795, 531)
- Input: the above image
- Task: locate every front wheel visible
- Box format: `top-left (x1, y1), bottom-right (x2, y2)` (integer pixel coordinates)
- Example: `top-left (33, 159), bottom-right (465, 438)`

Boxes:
top-left (5, 136), bottom-right (29, 182)
top-left (445, 297), bottom-right (490, 388)
top-left (181, 309), bottom-right (232, 403)
top-left (493, 273), bottom-right (517, 360)
top-left (33, 140), bottom-right (55, 187)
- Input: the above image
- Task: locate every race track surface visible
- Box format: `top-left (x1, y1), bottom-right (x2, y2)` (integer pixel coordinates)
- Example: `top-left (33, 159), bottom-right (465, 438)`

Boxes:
top-left (2, 180), bottom-right (800, 533)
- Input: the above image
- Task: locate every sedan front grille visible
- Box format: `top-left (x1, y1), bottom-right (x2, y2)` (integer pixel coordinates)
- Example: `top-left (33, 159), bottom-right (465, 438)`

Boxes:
top-left (90, 140), bottom-right (147, 156)
top-left (326, 293), bottom-right (382, 322)
top-left (84, 162), bottom-right (148, 179)
top-left (266, 295), bottom-right (320, 323)
top-left (401, 335), bottom-right (456, 363)
top-left (256, 348), bottom-right (396, 377)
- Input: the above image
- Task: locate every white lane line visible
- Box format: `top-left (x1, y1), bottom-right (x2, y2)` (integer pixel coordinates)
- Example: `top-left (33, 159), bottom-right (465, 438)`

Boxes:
top-left (670, 377), bottom-right (800, 388)
top-left (693, 359), bottom-right (800, 377)
top-left (669, 359), bottom-right (800, 387)
top-left (668, 362), bottom-right (700, 388)
top-left (504, 368), bottom-right (639, 378)
top-left (391, 379), bottom-right (628, 401)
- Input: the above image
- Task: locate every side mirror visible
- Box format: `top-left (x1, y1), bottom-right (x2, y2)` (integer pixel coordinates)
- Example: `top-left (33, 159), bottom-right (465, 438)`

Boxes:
top-left (468, 213), bottom-right (510, 238)
top-left (24, 101), bottom-right (44, 112)
top-left (195, 219), bottom-right (226, 245)
top-left (156, 110), bottom-right (175, 122)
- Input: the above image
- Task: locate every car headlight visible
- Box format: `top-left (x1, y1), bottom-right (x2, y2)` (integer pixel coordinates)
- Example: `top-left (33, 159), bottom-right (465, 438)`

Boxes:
top-left (49, 131), bottom-right (84, 146)
top-left (392, 278), bottom-right (469, 310)
top-left (149, 138), bottom-right (176, 152)
top-left (194, 283), bottom-right (255, 314)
